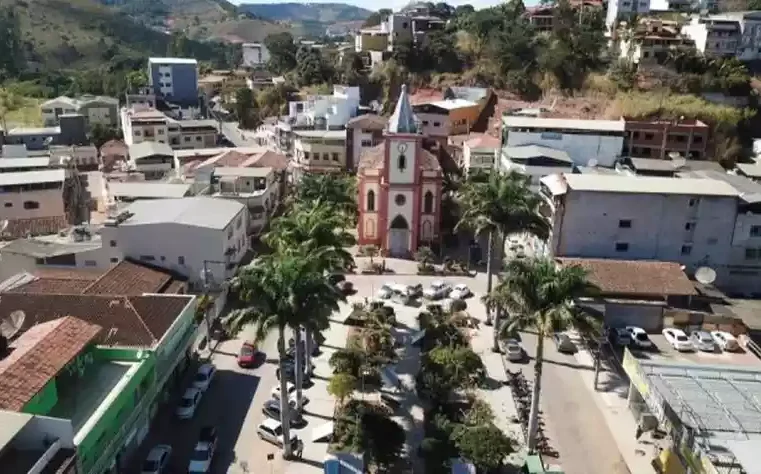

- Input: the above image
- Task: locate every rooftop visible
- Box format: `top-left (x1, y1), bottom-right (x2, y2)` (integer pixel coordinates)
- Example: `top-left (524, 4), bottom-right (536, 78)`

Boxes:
top-left (736, 162), bottom-right (761, 179)
top-left (358, 143), bottom-right (440, 172)
top-left (148, 57), bottom-right (198, 65)
top-left (388, 84), bottom-right (418, 134)
top-left (0, 158), bottom-right (51, 170)
top-left (213, 166), bottom-right (272, 178)
top-left (464, 134), bottom-right (500, 150)
top-left (292, 130), bottom-right (347, 140)
top-left (0, 317), bottom-right (102, 411)
top-left (177, 120), bottom-right (218, 130)
top-left (0, 169), bottom-right (65, 186)
top-left (540, 173), bottom-right (739, 197)
top-left (445, 86), bottom-right (490, 103)
top-left (0, 216), bottom-right (69, 241)
top-left (503, 116), bottom-right (626, 132)
top-left (504, 145), bottom-right (573, 164)
top-left (0, 410), bottom-right (33, 450)
top-left (557, 257), bottom-right (696, 297)
top-left (41, 95), bottom-right (118, 108)
top-left (1, 268), bottom-right (103, 294)
top-left (425, 99), bottom-right (479, 111)
top-left (119, 196), bottom-right (245, 229)
top-left (174, 146), bottom-right (265, 162)
top-left (129, 141), bottom-right (174, 161)
top-left (8, 127), bottom-right (60, 136)
top-left (108, 181), bottom-right (191, 199)
top-left (679, 170), bottom-right (761, 204)
top-left (346, 114), bottom-right (388, 130)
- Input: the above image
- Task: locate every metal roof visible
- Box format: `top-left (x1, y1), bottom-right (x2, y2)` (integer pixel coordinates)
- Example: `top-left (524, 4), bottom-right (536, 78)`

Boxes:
top-left (737, 162), bottom-right (761, 178)
top-left (177, 120), bottom-right (218, 129)
top-left (503, 116), bottom-right (626, 132)
top-left (0, 238), bottom-right (102, 258)
top-left (726, 440), bottom-right (761, 474)
top-left (629, 158), bottom-right (679, 172)
top-left (121, 197), bottom-right (245, 229)
top-left (504, 145), bottom-right (573, 163)
top-left (108, 182), bottom-right (192, 199)
top-left (129, 141), bottom-right (174, 161)
top-left (542, 174), bottom-right (739, 197)
top-left (0, 169), bottom-right (65, 186)
top-left (680, 170), bottom-right (761, 204)
top-left (425, 99), bottom-right (478, 110)
top-left (0, 158), bottom-right (51, 169)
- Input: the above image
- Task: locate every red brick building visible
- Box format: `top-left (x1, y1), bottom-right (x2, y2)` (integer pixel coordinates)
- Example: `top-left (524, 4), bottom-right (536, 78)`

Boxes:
top-left (623, 118), bottom-right (710, 160)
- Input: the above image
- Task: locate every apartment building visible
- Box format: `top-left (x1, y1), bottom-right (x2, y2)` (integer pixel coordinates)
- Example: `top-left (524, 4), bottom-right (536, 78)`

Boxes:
top-left (462, 134), bottom-right (500, 175)
top-left (619, 19), bottom-right (695, 65)
top-left (128, 141), bottom-right (175, 179)
top-left (412, 99), bottom-right (481, 138)
top-left (287, 85), bottom-right (360, 130)
top-left (354, 12), bottom-right (445, 54)
top-left (346, 114), bottom-right (388, 172)
top-left (706, 11), bottom-right (761, 61)
top-left (210, 166), bottom-right (278, 235)
top-left (681, 16), bottom-right (741, 59)
top-left (121, 107), bottom-right (218, 149)
top-left (292, 130), bottom-right (348, 179)
top-left (242, 43), bottom-right (270, 68)
top-left (0, 169), bottom-right (68, 239)
top-left (502, 115), bottom-right (625, 167)
top-left (500, 145), bottom-right (575, 188)
top-left (147, 57), bottom-right (199, 106)
top-left (606, 0), bottom-right (650, 32)
top-left (623, 118), bottom-right (709, 160)
top-left (40, 95), bottom-right (119, 128)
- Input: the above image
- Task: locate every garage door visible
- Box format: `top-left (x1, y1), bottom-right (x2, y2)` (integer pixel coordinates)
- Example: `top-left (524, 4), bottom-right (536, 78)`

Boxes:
top-left (605, 303), bottom-right (663, 332)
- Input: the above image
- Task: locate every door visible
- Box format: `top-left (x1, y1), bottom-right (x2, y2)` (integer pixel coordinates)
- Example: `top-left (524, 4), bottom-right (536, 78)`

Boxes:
top-left (388, 215), bottom-right (410, 257)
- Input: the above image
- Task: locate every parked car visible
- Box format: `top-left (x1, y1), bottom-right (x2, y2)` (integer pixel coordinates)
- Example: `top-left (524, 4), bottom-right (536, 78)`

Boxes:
top-left (377, 283), bottom-right (395, 300)
top-left (257, 418), bottom-right (300, 449)
top-left (711, 331), bottom-right (740, 352)
top-left (237, 342), bottom-right (258, 368)
top-left (608, 327), bottom-right (632, 346)
top-left (271, 382), bottom-right (296, 401)
top-left (423, 280), bottom-right (451, 300)
top-left (662, 328), bottom-right (695, 352)
top-left (262, 399), bottom-right (305, 426)
top-left (408, 283), bottom-right (424, 298)
top-left (142, 445), bottom-right (172, 474)
top-left (504, 339), bottom-right (524, 362)
top-left (449, 283), bottom-right (472, 300)
top-left (690, 330), bottom-right (716, 352)
top-left (193, 364), bottom-right (216, 392)
top-left (626, 326), bottom-right (654, 350)
top-left (553, 332), bottom-right (576, 353)
top-left (176, 388), bottom-right (203, 419)
top-left (188, 426), bottom-right (217, 473)
top-left (276, 362), bottom-right (301, 382)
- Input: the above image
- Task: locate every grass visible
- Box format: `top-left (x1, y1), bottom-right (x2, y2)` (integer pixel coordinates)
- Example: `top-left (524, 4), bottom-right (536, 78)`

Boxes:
top-left (5, 97), bottom-right (44, 128)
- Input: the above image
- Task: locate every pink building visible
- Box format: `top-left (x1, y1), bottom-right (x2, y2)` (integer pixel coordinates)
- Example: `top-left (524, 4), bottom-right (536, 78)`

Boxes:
top-left (356, 86), bottom-right (443, 257)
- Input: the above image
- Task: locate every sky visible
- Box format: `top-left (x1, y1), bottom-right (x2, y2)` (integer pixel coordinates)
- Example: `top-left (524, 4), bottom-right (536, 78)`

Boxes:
top-left (228, 0), bottom-right (519, 12)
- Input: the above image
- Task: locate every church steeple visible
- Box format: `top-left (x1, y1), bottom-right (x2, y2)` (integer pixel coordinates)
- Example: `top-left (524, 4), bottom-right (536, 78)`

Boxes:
top-left (387, 84), bottom-right (418, 134)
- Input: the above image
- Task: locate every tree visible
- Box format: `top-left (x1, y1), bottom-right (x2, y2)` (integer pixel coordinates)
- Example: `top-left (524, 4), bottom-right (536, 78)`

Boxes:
top-left (0, 89), bottom-right (22, 132)
top-left (361, 411), bottom-right (406, 469)
top-left (452, 424), bottom-right (514, 471)
top-left (456, 170), bottom-right (550, 349)
top-left (363, 9), bottom-right (392, 27)
top-left (264, 32), bottom-right (298, 74)
top-left (295, 46), bottom-right (334, 86)
top-left (0, 8), bottom-right (23, 78)
top-left (235, 87), bottom-right (260, 130)
top-left (484, 258), bottom-right (599, 453)
top-left (419, 31), bottom-right (463, 74)
top-left (340, 51), bottom-right (367, 85)
top-left (126, 70), bottom-right (148, 93)
top-left (294, 173), bottom-right (358, 219)
top-left (328, 373), bottom-right (356, 407)
top-left (224, 249), bottom-right (341, 457)
top-left (257, 82), bottom-right (296, 117)
top-left (89, 124), bottom-right (122, 149)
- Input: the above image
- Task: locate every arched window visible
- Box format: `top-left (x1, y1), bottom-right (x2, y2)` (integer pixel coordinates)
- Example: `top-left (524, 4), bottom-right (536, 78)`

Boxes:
top-left (398, 154), bottom-right (406, 171)
top-left (366, 190), bottom-right (375, 212)
top-left (423, 191), bottom-right (434, 214)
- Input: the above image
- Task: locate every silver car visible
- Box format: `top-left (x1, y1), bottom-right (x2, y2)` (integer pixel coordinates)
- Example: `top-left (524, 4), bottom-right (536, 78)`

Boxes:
top-left (691, 331), bottom-right (716, 352)
top-left (504, 339), bottom-right (524, 361)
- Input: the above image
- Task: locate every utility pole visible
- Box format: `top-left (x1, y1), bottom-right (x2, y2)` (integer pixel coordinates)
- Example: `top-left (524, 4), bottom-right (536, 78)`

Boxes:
top-left (593, 336), bottom-right (606, 391)
top-left (201, 259), bottom-right (227, 352)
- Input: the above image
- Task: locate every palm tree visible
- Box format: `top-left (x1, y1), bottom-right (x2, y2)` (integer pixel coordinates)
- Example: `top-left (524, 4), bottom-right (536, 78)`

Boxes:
top-left (293, 173), bottom-right (357, 220)
top-left (225, 250), bottom-right (342, 457)
top-left (456, 171), bottom-right (550, 351)
top-left (484, 258), bottom-right (599, 453)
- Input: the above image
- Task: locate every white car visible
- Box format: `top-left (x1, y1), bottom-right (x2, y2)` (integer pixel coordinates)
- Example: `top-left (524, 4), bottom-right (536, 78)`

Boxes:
top-left (662, 328), bottom-right (695, 352)
top-left (142, 445), bottom-right (172, 474)
top-left (271, 382), bottom-right (296, 401)
top-left (188, 427), bottom-right (217, 473)
top-left (423, 280), bottom-right (451, 300)
top-left (193, 364), bottom-right (216, 392)
top-left (504, 339), bottom-right (524, 362)
top-left (690, 330), bottom-right (716, 352)
top-left (626, 326), bottom-right (654, 349)
top-left (257, 418), bottom-right (299, 448)
top-left (449, 284), bottom-right (472, 300)
top-left (711, 331), bottom-right (740, 352)
top-left (176, 387), bottom-right (202, 419)
top-left (376, 283), bottom-right (394, 300)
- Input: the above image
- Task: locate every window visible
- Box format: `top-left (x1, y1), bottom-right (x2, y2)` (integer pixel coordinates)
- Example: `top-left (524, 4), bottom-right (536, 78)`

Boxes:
top-left (23, 201), bottom-right (40, 210)
top-left (178, 256), bottom-right (185, 265)
top-left (184, 136), bottom-right (191, 142)
top-left (84, 260), bottom-right (97, 267)
top-left (157, 129), bottom-right (164, 135)
top-left (615, 242), bottom-right (629, 252)
top-left (109, 240), bottom-right (117, 247)
top-left (196, 136), bottom-right (202, 142)
top-left (424, 191), bottom-right (434, 213)
top-left (160, 256), bottom-right (166, 261)
top-left (402, 22), bottom-right (408, 28)
top-left (303, 151), bottom-right (310, 161)
top-left (643, 51), bottom-right (650, 58)
top-left (3, 202), bottom-right (11, 207)
top-left (323, 153), bottom-right (330, 161)
top-left (422, 120), bottom-right (429, 126)
top-left (681, 245), bottom-right (692, 256)
top-left (751, 225), bottom-right (761, 237)
top-left (140, 255), bottom-right (156, 261)
top-left (332, 153), bottom-right (339, 161)
top-left (618, 219), bottom-right (632, 228)
top-left (395, 194), bottom-right (406, 206)
top-left (398, 154), bottom-right (406, 170)
top-left (236, 216), bottom-right (242, 229)
top-left (110, 257), bottom-right (119, 263)
top-left (366, 190), bottom-right (375, 212)
top-left (644, 133), bottom-right (654, 140)
top-left (694, 136), bottom-right (703, 143)
top-left (361, 140), bottom-right (372, 147)
top-left (227, 228), bottom-right (234, 239)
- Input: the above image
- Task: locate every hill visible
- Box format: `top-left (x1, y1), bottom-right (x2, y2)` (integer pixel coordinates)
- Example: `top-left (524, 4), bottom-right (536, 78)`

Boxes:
top-left (237, 2), bottom-right (371, 36)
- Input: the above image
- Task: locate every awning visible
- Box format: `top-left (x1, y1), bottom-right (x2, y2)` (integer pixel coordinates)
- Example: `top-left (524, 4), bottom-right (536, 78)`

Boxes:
top-left (381, 366), bottom-right (402, 391)
top-left (311, 421), bottom-right (334, 443)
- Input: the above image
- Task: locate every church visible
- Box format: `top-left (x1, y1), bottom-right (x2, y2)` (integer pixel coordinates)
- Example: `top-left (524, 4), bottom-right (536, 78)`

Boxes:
top-left (356, 85), bottom-right (443, 257)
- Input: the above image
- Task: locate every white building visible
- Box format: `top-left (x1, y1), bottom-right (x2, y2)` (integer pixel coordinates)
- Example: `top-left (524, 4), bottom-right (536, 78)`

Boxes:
top-left (40, 95), bottom-right (119, 128)
top-left (606, 0), bottom-right (650, 32)
top-left (693, 12), bottom-right (761, 61)
top-left (502, 116), bottom-right (625, 168)
top-left (242, 43), bottom-right (270, 68)
top-left (209, 166), bottom-right (279, 235)
top-left (462, 134), bottom-right (500, 175)
top-left (120, 107), bottom-right (218, 149)
top-left (100, 197), bottom-right (249, 285)
top-left (287, 86), bottom-right (360, 130)
top-left (681, 16), bottom-right (741, 59)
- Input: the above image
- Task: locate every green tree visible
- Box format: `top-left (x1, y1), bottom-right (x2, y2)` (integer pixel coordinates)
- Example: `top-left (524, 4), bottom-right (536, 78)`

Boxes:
top-left (456, 170), bottom-right (550, 349)
top-left (0, 8), bottom-right (24, 78)
top-left (294, 173), bottom-right (358, 220)
top-left (0, 89), bottom-right (22, 132)
top-left (361, 410), bottom-right (406, 469)
top-left (295, 46), bottom-right (334, 86)
top-left (363, 8), bottom-right (392, 27)
top-left (257, 82), bottom-right (297, 117)
top-left (264, 32), bottom-right (298, 74)
top-left (235, 87), bottom-right (260, 130)
top-left (452, 423), bottom-right (514, 471)
top-left (419, 31), bottom-right (462, 73)
top-left (126, 70), bottom-right (148, 93)
top-left (484, 258), bottom-right (599, 453)
top-left (328, 373), bottom-right (356, 407)
top-left (89, 124), bottom-right (122, 149)
top-left (340, 51), bottom-right (367, 85)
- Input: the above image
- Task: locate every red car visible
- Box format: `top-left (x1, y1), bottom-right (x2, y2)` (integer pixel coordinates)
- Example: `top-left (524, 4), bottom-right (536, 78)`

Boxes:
top-left (237, 342), bottom-right (258, 368)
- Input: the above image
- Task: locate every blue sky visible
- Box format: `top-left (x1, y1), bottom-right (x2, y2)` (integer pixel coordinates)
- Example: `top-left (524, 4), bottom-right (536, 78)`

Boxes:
top-left (229, 0), bottom-right (515, 12)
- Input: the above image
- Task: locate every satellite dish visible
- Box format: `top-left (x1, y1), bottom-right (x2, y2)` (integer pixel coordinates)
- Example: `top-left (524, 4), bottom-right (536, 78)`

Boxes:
top-left (587, 159), bottom-right (598, 168)
top-left (695, 266), bottom-right (717, 285)
top-left (0, 310), bottom-right (26, 340)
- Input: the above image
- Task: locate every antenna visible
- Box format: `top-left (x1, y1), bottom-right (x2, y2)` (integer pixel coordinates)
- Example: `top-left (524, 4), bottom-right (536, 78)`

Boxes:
top-left (0, 310), bottom-right (26, 340)
top-left (695, 266), bottom-right (717, 285)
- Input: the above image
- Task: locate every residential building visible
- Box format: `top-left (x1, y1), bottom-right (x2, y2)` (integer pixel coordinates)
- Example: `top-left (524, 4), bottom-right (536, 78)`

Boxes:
top-left (147, 57), bottom-right (199, 106)
top-left (49, 145), bottom-right (100, 172)
top-left (187, 148), bottom-right (287, 189)
top-left (209, 166), bottom-right (279, 235)
top-left (128, 142), bottom-right (175, 179)
top-left (606, 0), bottom-right (650, 32)
top-left (40, 95), bottom-right (119, 128)
top-left (0, 410), bottom-right (78, 474)
top-left (526, 1), bottom-right (604, 33)
top-left (701, 11), bottom-right (761, 60)
top-left (346, 114), bottom-right (387, 172)
top-left (120, 107), bottom-right (218, 149)
top-left (500, 145), bottom-right (576, 188)
top-left (100, 197), bottom-right (249, 284)
top-left (2, 115), bottom-right (88, 151)
top-left (173, 146), bottom-right (266, 170)
top-left (648, 0), bottom-right (694, 12)
top-left (462, 134), bottom-right (500, 175)
top-left (175, 120), bottom-right (219, 149)
top-left (357, 86), bottom-right (443, 257)
top-left (292, 130), bottom-right (348, 179)
top-left (502, 115), bottom-right (626, 167)
top-left (108, 182), bottom-right (192, 202)
top-left (619, 19), bottom-right (695, 65)
top-left (287, 85), bottom-right (360, 130)
top-left (623, 118), bottom-right (709, 160)
top-left (242, 43), bottom-right (270, 68)
top-left (354, 13), bottom-right (445, 54)
top-left (99, 139), bottom-right (129, 173)
top-left (0, 169), bottom-right (68, 239)
top-left (0, 157), bottom-right (50, 173)
top-left (681, 16), bottom-right (741, 59)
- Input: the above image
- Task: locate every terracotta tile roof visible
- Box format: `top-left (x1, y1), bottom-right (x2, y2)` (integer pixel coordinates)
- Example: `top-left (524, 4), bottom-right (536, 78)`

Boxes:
top-left (347, 114), bottom-right (388, 130)
top-left (99, 139), bottom-right (128, 157)
top-left (556, 258), bottom-right (697, 297)
top-left (0, 316), bottom-right (102, 411)
top-left (357, 144), bottom-right (441, 172)
top-left (83, 259), bottom-right (184, 296)
top-left (420, 149), bottom-right (442, 171)
top-left (1, 216), bottom-right (68, 240)
top-left (0, 293), bottom-right (193, 347)
top-left (408, 88), bottom-right (441, 106)
top-left (465, 134), bottom-right (500, 149)
top-left (243, 150), bottom-right (288, 170)
top-left (202, 150), bottom-right (252, 168)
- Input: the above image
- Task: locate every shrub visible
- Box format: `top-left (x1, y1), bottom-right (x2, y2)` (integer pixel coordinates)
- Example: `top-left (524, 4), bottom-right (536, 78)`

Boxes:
top-left (329, 349), bottom-right (363, 375)
top-left (450, 299), bottom-right (467, 312)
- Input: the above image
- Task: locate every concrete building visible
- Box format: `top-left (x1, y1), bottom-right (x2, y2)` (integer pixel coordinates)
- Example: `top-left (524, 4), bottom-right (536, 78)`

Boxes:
top-left (681, 16), bottom-right (741, 59)
top-left (354, 12), bottom-right (445, 54)
top-left (346, 115), bottom-right (387, 172)
top-left (623, 118), bottom-right (709, 160)
top-left (120, 107), bottom-right (218, 150)
top-left (147, 57), bottom-right (199, 106)
top-left (292, 130), bottom-right (348, 179)
top-left (619, 19), bottom-right (695, 65)
top-left (100, 197), bottom-right (249, 285)
top-left (526, 0), bottom-right (604, 33)
top-left (209, 166), bottom-right (279, 236)
top-left (462, 134), bottom-right (500, 175)
top-left (40, 95), bottom-right (119, 128)
top-left (606, 0), bottom-right (650, 32)
top-left (287, 86), bottom-right (360, 130)
top-left (502, 116), bottom-right (626, 167)
top-left (703, 11), bottom-right (761, 61)
top-left (107, 182), bottom-right (192, 202)
top-left (242, 43), bottom-right (270, 68)
top-left (500, 145), bottom-right (575, 188)
top-left (2, 115), bottom-right (88, 151)
top-left (0, 410), bottom-right (78, 474)
top-left (0, 169), bottom-right (68, 240)
top-left (128, 142), bottom-right (175, 179)
top-left (356, 86), bottom-right (443, 256)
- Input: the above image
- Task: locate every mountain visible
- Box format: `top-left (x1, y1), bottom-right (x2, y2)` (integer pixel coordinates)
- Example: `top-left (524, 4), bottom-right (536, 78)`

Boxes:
top-left (238, 2), bottom-right (372, 23)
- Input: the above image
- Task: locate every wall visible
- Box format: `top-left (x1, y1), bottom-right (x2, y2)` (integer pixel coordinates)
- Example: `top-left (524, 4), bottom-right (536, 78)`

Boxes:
top-left (448, 105), bottom-right (480, 135)
top-left (23, 381), bottom-right (59, 416)
top-left (388, 139), bottom-right (417, 184)
top-left (80, 104), bottom-right (118, 128)
top-left (464, 146), bottom-right (497, 173)
top-left (15, 414), bottom-right (76, 450)
top-left (294, 138), bottom-right (347, 172)
top-left (0, 186), bottom-right (65, 220)
top-left (417, 112), bottom-right (450, 137)
top-left (504, 129), bottom-right (624, 167)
